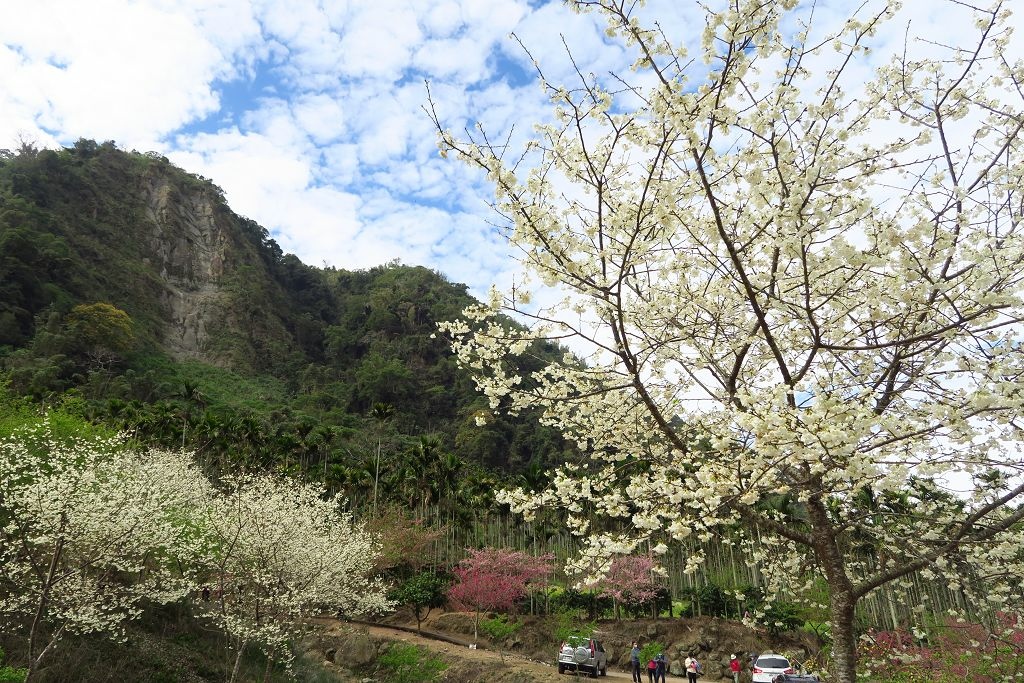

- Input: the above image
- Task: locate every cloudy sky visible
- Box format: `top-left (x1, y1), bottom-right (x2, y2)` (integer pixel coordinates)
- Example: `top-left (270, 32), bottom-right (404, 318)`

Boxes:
top-left (0, 0), bottom-right (1019, 298)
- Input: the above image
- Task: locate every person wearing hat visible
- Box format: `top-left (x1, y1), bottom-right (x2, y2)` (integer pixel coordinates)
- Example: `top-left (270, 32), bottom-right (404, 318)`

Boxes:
top-left (730, 653), bottom-right (741, 683)
top-left (654, 652), bottom-right (667, 683)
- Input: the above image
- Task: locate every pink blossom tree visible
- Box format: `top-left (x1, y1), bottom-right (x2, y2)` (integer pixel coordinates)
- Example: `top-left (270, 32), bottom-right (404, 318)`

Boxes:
top-left (593, 555), bottom-right (661, 620)
top-left (447, 548), bottom-right (553, 641)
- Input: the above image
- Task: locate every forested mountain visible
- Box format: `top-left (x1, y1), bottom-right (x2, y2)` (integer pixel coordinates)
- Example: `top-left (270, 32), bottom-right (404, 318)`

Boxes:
top-left (0, 140), bottom-right (571, 494)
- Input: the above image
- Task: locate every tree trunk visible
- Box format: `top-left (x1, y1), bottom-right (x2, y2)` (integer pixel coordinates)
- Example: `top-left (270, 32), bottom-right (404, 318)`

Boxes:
top-left (806, 496), bottom-right (857, 683)
top-left (26, 535), bottom-right (65, 683)
top-left (229, 639), bottom-right (248, 683)
top-left (828, 590), bottom-right (857, 683)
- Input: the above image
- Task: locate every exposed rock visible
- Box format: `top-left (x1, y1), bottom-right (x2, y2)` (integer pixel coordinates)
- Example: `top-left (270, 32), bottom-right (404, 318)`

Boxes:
top-left (333, 631), bottom-right (377, 666)
top-left (141, 175), bottom-right (236, 361)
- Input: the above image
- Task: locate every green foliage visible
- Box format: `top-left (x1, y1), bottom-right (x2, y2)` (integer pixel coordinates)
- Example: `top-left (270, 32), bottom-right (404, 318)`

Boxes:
top-left (65, 302), bottom-right (134, 353)
top-left (389, 572), bottom-right (449, 629)
top-left (761, 601), bottom-right (804, 636)
top-left (0, 648), bottom-right (27, 683)
top-left (678, 582), bottom-right (732, 618)
top-left (376, 643), bottom-right (447, 683)
top-left (551, 588), bottom-right (612, 621)
top-left (480, 614), bottom-right (521, 642)
top-left (480, 614), bottom-right (521, 662)
top-left (172, 359), bottom-right (288, 414)
top-left (0, 141), bottom-right (574, 483)
top-left (639, 641), bottom-right (665, 665)
top-left (0, 382), bottom-right (112, 443)
top-left (552, 611), bottom-right (598, 644)
top-left (802, 620), bottom-right (831, 647)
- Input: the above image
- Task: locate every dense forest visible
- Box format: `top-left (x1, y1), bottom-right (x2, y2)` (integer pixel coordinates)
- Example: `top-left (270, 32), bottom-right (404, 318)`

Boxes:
top-left (0, 140), bottom-right (574, 510)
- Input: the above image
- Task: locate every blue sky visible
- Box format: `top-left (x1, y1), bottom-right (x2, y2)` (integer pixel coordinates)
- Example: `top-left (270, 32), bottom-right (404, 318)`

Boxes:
top-left (1, 0), bottom-right (1019, 298)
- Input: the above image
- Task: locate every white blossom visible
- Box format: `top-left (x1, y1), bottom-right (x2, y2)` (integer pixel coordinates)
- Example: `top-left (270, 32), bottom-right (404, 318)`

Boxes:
top-left (431, 1), bottom-right (1024, 681)
top-left (194, 473), bottom-right (392, 665)
top-left (0, 421), bottom-right (210, 679)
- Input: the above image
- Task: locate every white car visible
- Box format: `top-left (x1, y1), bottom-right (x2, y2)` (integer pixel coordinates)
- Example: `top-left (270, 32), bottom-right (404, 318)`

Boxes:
top-left (752, 654), bottom-right (795, 683)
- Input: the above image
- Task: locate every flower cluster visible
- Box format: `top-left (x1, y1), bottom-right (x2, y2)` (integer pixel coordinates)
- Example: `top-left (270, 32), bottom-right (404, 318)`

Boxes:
top-left (433, 0), bottom-right (1024, 679)
top-left (197, 473), bottom-right (392, 659)
top-left (447, 547), bottom-right (553, 640)
top-left (0, 420), bottom-right (390, 679)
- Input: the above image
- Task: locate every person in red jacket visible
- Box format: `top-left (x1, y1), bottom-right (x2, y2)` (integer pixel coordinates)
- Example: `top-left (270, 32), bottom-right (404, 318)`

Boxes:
top-left (730, 654), bottom-right (741, 683)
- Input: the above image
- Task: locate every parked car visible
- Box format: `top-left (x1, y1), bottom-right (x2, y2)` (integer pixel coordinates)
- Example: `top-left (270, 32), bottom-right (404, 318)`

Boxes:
top-left (557, 635), bottom-right (607, 677)
top-left (752, 654), bottom-right (795, 683)
top-left (773, 675), bottom-right (820, 682)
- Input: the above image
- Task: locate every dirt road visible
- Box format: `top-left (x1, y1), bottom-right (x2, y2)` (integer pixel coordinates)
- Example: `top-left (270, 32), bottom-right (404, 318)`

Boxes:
top-left (329, 620), bottom-right (636, 681)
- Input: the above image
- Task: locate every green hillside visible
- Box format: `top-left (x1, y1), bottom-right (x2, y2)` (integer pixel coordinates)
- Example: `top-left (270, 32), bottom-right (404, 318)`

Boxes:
top-left (0, 140), bottom-right (571, 498)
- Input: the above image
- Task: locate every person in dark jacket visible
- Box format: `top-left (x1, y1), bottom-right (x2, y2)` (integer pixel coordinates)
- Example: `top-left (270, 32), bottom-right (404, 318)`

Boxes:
top-left (655, 653), bottom-right (668, 683)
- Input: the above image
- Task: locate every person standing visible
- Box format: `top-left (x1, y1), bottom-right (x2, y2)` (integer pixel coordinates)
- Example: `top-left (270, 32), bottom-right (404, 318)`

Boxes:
top-left (655, 653), bottom-right (668, 683)
top-left (684, 654), bottom-right (700, 683)
top-left (730, 654), bottom-right (741, 683)
top-left (631, 642), bottom-right (642, 683)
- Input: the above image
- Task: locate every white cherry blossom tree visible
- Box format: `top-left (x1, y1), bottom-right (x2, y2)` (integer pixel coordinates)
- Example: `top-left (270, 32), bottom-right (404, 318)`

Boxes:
top-left (196, 473), bottom-right (391, 682)
top-left (0, 423), bottom-right (210, 683)
top-left (0, 422), bottom-right (391, 682)
top-left (431, 1), bottom-right (1024, 680)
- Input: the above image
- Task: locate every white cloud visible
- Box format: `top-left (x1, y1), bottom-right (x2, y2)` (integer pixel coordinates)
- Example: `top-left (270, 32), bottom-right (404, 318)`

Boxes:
top-left (292, 94), bottom-right (346, 144)
top-left (0, 0), bottom-right (1019, 304)
top-left (168, 125), bottom-right (363, 267)
top-left (338, 6), bottom-right (424, 80)
top-left (422, 1), bottom-right (464, 36)
top-left (0, 0), bottom-right (259, 147)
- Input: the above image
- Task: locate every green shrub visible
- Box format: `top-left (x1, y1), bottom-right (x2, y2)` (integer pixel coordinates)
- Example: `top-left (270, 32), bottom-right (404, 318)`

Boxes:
top-left (552, 610), bottom-right (598, 644)
top-left (550, 588), bottom-right (612, 619)
top-left (639, 641), bottom-right (665, 665)
top-left (690, 583), bottom-right (730, 617)
top-left (377, 643), bottom-right (447, 683)
top-left (0, 648), bottom-right (27, 683)
top-left (389, 571), bottom-right (449, 631)
top-left (481, 614), bottom-right (520, 642)
top-left (761, 601), bottom-right (803, 636)
top-left (481, 615), bottom-right (521, 662)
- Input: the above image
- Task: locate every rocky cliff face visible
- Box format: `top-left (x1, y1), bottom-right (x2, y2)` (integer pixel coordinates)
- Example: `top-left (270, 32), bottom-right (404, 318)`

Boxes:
top-left (141, 172), bottom-right (256, 365)
top-left (0, 144), bottom-right (315, 375)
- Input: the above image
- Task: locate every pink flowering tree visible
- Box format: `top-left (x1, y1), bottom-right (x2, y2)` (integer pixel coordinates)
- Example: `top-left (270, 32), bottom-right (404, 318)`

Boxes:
top-left (447, 548), bottom-right (553, 641)
top-left (593, 555), bottom-right (660, 620)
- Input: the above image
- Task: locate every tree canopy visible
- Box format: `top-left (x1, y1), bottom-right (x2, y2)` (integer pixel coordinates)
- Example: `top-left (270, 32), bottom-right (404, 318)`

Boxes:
top-left (433, 1), bottom-right (1024, 680)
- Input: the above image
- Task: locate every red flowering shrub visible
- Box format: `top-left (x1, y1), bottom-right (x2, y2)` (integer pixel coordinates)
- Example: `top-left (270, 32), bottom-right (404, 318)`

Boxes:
top-left (861, 613), bottom-right (1024, 683)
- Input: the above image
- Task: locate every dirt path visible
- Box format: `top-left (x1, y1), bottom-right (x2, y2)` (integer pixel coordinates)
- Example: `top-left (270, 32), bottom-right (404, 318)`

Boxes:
top-left (322, 619), bottom-right (634, 681)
